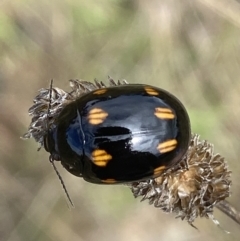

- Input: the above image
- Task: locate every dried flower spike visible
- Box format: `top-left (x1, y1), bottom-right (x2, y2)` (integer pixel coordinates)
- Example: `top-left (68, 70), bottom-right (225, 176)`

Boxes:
top-left (129, 134), bottom-right (232, 226)
top-left (22, 78), bottom-right (237, 228)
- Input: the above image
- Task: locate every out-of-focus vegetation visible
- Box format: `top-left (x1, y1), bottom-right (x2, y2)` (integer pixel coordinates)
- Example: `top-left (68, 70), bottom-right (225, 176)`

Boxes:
top-left (1, 0), bottom-right (240, 240)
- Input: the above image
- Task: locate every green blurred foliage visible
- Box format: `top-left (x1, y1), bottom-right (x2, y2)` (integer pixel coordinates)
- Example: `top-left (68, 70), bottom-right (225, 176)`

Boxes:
top-left (1, 0), bottom-right (240, 241)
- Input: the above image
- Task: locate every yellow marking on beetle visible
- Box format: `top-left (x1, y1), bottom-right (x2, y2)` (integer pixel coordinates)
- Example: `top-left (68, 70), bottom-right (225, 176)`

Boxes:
top-left (155, 107), bottom-right (173, 113)
top-left (144, 87), bottom-right (159, 96)
top-left (92, 149), bottom-right (112, 166)
top-left (101, 179), bottom-right (117, 184)
top-left (88, 108), bottom-right (108, 125)
top-left (157, 139), bottom-right (177, 153)
top-left (154, 107), bottom-right (175, 119)
top-left (93, 89), bottom-right (107, 95)
top-left (153, 166), bottom-right (166, 176)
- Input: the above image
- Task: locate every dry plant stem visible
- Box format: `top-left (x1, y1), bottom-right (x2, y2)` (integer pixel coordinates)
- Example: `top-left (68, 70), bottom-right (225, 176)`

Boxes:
top-left (216, 200), bottom-right (240, 225)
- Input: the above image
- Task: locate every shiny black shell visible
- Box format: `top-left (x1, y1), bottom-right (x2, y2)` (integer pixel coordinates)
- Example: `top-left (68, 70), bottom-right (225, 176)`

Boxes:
top-left (44, 84), bottom-right (191, 184)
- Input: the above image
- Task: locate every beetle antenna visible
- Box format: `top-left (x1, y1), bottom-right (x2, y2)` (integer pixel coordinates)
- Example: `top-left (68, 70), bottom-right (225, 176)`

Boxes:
top-left (46, 80), bottom-right (74, 208)
top-left (49, 156), bottom-right (75, 208)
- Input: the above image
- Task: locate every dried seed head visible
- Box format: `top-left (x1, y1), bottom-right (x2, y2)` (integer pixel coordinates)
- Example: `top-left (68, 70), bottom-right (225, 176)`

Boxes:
top-left (129, 134), bottom-right (232, 226)
top-left (22, 78), bottom-right (233, 226)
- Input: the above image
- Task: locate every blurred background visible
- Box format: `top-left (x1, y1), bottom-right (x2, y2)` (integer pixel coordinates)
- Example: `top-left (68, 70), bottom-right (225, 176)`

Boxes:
top-left (1, 0), bottom-right (240, 240)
